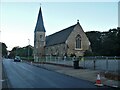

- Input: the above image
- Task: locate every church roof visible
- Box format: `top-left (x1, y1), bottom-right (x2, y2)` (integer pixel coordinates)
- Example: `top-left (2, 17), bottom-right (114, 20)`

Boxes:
top-left (46, 24), bottom-right (77, 46)
top-left (34, 7), bottom-right (46, 32)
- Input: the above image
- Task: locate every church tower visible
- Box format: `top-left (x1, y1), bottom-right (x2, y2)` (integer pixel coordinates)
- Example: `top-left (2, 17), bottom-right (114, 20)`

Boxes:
top-left (34, 7), bottom-right (46, 62)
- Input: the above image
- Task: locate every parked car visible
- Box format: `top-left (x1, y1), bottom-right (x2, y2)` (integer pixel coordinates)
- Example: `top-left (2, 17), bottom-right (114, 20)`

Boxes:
top-left (14, 56), bottom-right (21, 62)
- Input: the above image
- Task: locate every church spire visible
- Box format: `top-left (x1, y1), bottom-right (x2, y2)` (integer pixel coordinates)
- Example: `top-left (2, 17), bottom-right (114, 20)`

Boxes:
top-left (34, 7), bottom-right (46, 32)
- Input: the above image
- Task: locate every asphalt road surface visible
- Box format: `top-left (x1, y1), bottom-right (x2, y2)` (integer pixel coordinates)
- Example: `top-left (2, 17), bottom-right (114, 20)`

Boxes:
top-left (3, 59), bottom-right (110, 88)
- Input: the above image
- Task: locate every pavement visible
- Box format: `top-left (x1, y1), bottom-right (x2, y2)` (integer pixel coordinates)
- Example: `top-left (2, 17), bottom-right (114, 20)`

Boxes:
top-left (25, 61), bottom-right (120, 88)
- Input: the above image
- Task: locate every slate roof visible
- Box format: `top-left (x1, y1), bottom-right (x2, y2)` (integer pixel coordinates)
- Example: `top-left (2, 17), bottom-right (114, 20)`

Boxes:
top-left (34, 7), bottom-right (46, 32)
top-left (46, 24), bottom-right (77, 46)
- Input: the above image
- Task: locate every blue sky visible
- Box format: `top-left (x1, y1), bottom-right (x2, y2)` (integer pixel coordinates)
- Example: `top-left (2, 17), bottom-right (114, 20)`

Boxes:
top-left (0, 0), bottom-right (119, 50)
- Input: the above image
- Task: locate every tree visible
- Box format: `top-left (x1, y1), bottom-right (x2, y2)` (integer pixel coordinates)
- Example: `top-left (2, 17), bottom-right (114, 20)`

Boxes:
top-left (86, 31), bottom-right (102, 56)
top-left (101, 28), bottom-right (120, 56)
top-left (2, 43), bottom-right (8, 57)
top-left (116, 27), bottom-right (120, 55)
top-left (9, 45), bottom-right (33, 59)
top-left (84, 50), bottom-right (93, 56)
top-left (8, 46), bottom-right (19, 58)
top-left (85, 27), bottom-right (120, 56)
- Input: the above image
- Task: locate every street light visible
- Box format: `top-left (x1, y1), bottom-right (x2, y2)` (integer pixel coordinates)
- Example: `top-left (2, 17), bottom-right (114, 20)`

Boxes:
top-left (0, 30), bottom-right (1, 41)
top-left (0, 30), bottom-right (2, 60)
top-left (28, 39), bottom-right (30, 60)
top-left (0, 30), bottom-right (2, 90)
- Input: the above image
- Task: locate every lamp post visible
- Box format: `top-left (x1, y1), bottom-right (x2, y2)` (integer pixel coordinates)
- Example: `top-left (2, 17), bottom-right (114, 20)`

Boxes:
top-left (0, 30), bottom-right (2, 90)
top-left (0, 30), bottom-right (2, 60)
top-left (28, 39), bottom-right (30, 60)
top-left (0, 30), bottom-right (1, 42)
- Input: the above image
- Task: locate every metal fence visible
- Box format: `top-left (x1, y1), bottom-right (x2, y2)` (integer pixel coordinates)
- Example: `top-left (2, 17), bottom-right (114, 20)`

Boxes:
top-left (37, 56), bottom-right (120, 73)
top-left (80, 56), bottom-right (120, 73)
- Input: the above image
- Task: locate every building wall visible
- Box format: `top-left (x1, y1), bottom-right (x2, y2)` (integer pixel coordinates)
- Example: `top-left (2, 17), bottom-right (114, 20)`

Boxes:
top-left (45, 44), bottom-right (66, 57)
top-left (66, 23), bottom-right (90, 57)
top-left (45, 24), bottom-right (90, 57)
top-left (34, 31), bottom-right (46, 62)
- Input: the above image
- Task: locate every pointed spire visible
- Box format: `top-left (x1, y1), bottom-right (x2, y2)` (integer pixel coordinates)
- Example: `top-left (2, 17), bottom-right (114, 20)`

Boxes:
top-left (34, 6), bottom-right (46, 32)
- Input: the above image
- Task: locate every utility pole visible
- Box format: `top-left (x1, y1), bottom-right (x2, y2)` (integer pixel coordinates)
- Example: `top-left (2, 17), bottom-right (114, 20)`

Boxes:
top-left (0, 30), bottom-right (2, 59)
top-left (0, 30), bottom-right (2, 90)
top-left (28, 39), bottom-right (30, 60)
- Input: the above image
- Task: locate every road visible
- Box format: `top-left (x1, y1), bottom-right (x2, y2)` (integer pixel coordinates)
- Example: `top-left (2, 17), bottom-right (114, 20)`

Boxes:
top-left (3, 59), bottom-right (110, 88)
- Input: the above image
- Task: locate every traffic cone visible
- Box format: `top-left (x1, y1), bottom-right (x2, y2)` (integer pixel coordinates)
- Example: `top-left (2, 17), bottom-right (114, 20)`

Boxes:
top-left (95, 73), bottom-right (103, 86)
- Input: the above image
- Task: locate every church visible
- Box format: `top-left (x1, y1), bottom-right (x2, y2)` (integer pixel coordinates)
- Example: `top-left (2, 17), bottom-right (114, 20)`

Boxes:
top-left (34, 7), bottom-right (91, 62)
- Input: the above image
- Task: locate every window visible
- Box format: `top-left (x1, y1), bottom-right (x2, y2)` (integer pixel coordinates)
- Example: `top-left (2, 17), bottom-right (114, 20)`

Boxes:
top-left (76, 35), bottom-right (81, 49)
top-left (40, 35), bottom-right (44, 41)
top-left (40, 35), bottom-right (42, 39)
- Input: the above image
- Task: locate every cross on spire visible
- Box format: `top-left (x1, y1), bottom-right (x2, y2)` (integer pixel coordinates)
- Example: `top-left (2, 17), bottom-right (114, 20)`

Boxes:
top-left (77, 19), bottom-right (79, 24)
top-left (40, 3), bottom-right (42, 7)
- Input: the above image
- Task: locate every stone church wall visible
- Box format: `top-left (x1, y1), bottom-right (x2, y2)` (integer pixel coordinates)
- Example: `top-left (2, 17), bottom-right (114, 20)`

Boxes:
top-left (45, 44), bottom-right (66, 57)
top-left (45, 24), bottom-right (90, 57)
top-left (66, 23), bottom-right (90, 57)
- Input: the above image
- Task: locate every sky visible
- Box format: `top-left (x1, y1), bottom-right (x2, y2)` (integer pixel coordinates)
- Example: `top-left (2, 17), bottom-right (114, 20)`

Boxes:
top-left (0, 0), bottom-right (119, 50)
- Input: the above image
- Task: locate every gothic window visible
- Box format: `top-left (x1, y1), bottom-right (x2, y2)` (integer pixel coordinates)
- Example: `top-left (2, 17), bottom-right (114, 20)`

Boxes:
top-left (76, 35), bottom-right (81, 49)
top-left (40, 35), bottom-right (42, 39)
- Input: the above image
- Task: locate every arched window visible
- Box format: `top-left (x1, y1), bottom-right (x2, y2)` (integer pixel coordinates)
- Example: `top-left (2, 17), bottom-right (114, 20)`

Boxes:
top-left (76, 35), bottom-right (81, 49)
